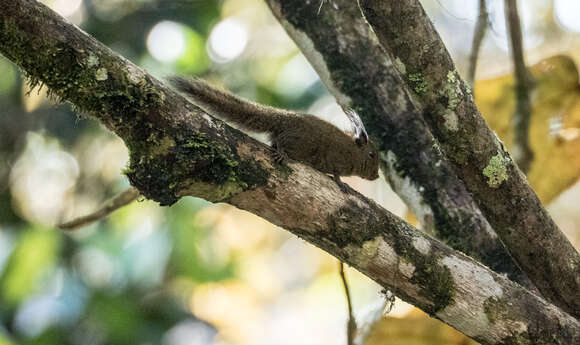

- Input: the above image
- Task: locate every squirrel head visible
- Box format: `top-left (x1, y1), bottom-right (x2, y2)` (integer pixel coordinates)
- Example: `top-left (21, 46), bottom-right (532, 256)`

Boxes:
top-left (355, 136), bottom-right (380, 180)
top-left (344, 107), bottom-right (379, 180)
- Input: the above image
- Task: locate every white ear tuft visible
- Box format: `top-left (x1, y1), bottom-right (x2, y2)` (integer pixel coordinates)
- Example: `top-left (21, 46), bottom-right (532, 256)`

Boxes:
top-left (343, 106), bottom-right (368, 146)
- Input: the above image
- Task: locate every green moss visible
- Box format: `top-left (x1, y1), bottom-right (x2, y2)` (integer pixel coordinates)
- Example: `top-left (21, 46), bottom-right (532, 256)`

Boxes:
top-left (125, 132), bottom-right (238, 205)
top-left (484, 297), bottom-right (511, 324)
top-left (0, 14), bottom-right (166, 135)
top-left (408, 72), bottom-right (429, 94)
top-left (483, 152), bottom-right (510, 188)
top-left (410, 256), bottom-right (455, 313)
top-left (484, 297), bottom-right (567, 345)
top-left (0, 5), bottom-right (274, 207)
top-left (237, 159), bottom-right (270, 188)
top-left (391, 233), bottom-right (455, 314)
top-left (147, 135), bottom-right (175, 157)
top-left (125, 129), bottom-right (271, 206)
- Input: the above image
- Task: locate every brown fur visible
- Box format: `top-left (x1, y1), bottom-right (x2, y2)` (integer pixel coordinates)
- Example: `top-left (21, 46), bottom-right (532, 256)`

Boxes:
top-left (170, 77), bottom-right (379, 181)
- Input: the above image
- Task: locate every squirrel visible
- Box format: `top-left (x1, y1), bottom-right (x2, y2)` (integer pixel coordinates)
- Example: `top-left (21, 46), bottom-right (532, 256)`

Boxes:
top-left (169, 77), bottom-right (380, 191)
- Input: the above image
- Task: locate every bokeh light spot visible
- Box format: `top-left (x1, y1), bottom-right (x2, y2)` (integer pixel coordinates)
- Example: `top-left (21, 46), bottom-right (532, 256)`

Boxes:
top-left (43, 0), bottom-right (82, 18)
top-left (147, 21), bottom-right (186, 63)
top-left (208, 18), bottom-right (248, 63)
top-left (555, 0), bottom-right (580, 32)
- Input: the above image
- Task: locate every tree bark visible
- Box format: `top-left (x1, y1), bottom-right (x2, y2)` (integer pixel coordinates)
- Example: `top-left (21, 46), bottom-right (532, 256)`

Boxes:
top-left (357, 0), bottom-right (580, 318)
top-left (0, 1), bottom-right (578, 344)
top-left (264, 0), bottom-right (536, 291)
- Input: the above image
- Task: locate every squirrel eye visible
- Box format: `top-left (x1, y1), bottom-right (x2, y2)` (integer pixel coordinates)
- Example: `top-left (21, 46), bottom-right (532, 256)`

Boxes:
top-left (368, 151), bottom-right (375, 158)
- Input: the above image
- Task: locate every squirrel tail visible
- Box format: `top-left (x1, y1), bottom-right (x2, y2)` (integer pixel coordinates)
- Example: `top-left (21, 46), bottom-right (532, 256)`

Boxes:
top-left (169, 76), bottom-right (290, 133)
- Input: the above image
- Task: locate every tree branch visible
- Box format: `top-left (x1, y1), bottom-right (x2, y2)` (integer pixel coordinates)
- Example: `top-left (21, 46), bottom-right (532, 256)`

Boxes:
top-left (504, 0), bottom-right (535, 174)
top-left (267, 0), bottom-right (536, 291)
top-left (357, 0), bottom-right (580, 317)
top-left (59, 187), bottom-right (139, 230)
top-left (0, 0), bottom-right (578, 343)
top-left (339, 262), bottom-right (357, 345)
top-left (467, 0), bottom-right (489, 88)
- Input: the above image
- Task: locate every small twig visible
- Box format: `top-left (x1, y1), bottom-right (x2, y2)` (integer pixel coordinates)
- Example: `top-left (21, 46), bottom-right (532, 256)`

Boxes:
top-left (505, 0), bottom-right (535, 174)
top-left (317, 0), bottom-right (325, 15)
top-left (59, 187), bottom-right (140, 230)
top-left (339, 261), bottom-right (357, 345)
top-left (467, 0), bottom-right (489, 89)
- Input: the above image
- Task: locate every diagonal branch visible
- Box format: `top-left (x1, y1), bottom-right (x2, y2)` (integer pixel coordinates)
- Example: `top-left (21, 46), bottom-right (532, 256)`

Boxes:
top-left (504, 0), bottom-right (535, 174)
top-left (0, 1), bottom-right (578, 343)
top-left (267, 0), bottom-right (535, 291)
top-left (357, 0), bottom-right (580, 318)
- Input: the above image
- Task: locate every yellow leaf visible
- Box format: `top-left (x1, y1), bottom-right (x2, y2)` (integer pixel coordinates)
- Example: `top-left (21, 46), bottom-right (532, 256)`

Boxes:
top-left (363, 308), bottom-right (477, 345)
top-left (476, 55), bottom-right (580, 203)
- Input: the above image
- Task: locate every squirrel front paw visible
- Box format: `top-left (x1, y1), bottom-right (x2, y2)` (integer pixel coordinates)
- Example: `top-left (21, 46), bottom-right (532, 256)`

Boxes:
top-left (333, 174), bottom-right (352, 194)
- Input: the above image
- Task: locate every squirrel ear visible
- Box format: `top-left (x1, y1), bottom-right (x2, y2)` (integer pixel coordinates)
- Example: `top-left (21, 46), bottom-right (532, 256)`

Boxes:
top-left (358, 132), bottom-right (368, 146)
top-left (343, 106), bottom-right (369, 146)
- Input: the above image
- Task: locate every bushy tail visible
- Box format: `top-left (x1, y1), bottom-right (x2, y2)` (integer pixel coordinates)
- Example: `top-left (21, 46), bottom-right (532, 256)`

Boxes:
top-left (169, 76), bottom-right (291, 133)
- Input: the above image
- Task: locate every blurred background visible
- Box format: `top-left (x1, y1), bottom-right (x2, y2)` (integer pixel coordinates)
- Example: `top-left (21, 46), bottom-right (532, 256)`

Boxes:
top-left (0, 0), bottom-right (579, 344)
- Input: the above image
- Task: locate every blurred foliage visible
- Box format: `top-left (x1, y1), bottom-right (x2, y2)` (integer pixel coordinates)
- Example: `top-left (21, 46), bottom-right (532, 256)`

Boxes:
top-left (0, 227), bottom-right (60, 306)
top-left (476, 55), bottom-right (580, 203)
top-left (363, 309), bottom-right (477, 345)
top-left (0, 1), bottom-right (580, 345)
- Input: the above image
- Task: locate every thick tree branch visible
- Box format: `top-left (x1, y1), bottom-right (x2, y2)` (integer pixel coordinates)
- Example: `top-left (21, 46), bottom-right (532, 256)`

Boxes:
top-left (357, 0), bottom-right (580, 317)
top-left (467, 0), bottom-right (489, 88)
top-left (0, 1), bottom-right (578, 343)
top-left (266, 0), bottom-right (535, 291)
top-left (505, 0), bottom-right (535, 174)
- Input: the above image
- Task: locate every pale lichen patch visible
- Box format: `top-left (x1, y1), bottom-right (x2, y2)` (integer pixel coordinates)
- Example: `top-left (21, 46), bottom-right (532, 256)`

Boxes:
top-left (394, 56), bottom-right (406, 75)
top-left (345, 236), bottom-right (382, 269)
top-left (483, 152), bottom-right (510, 188)
top-left (399, 260), bottom-right (415, 278)
top-left (202, 113), bottom-right (220, 129)
top-left (442, 109), bottom-right (458, 132)
top-left (437, 255), bottom-right (504, 340)
top-left (439, 70), bottom-right (463, 111)
top-left (87, 53), bottom-right (99, 67)
top-left (412, 236), bottom-right (431, 255)
top-left (95, 67), bottom-right (108, 81)
top-left (125, 64), bottom-right (147, 85)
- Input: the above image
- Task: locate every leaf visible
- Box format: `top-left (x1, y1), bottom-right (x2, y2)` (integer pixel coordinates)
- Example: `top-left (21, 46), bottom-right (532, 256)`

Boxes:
top-left (475, 55), bottom-right (580, 203)
top-left (362, 309), bottom-right (477, 345)
top-left (0, 227), bottom-right (60, 306)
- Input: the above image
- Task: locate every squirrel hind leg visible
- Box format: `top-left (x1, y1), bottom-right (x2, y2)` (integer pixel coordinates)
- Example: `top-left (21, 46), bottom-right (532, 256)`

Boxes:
top-left (271, 142), bottom-right (288, 164)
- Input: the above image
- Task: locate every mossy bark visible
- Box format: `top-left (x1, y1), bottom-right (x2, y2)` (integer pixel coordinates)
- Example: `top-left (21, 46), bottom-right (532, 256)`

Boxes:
top-left (265, 0), bottom-right (536, 291)
top-left (358, 0), bottom-right (580, 318)
top-left (0, 1), bottom-right (578, 344)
